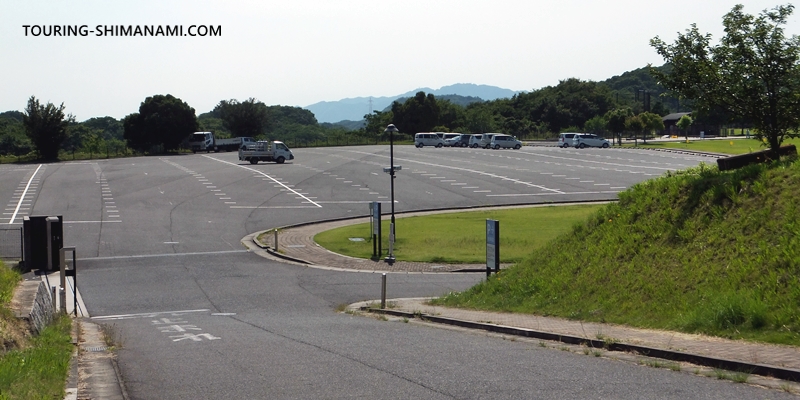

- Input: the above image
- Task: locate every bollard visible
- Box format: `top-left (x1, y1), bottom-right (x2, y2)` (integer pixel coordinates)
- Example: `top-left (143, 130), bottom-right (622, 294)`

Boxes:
top-left (381, 273), bottom-right (387, 309)
top-left (274, 228), bottom-right (278, 251)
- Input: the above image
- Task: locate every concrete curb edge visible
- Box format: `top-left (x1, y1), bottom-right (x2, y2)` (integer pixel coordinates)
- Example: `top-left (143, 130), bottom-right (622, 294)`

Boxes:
top-left (362, 307), bottom-right (800, 383)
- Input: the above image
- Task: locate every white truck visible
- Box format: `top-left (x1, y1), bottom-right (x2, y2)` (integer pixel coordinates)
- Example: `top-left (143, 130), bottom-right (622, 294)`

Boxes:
top-left (189, 132), bottom-right (256, 153)
top-left (238, 141), bottom-right (294, 164)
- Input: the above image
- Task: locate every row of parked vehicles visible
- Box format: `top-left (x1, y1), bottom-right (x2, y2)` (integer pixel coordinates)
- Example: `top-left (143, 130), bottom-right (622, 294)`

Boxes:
top-left (415, 132), bottom-right (523, 149)
top-left (557, 133), bottom-right (611, 148)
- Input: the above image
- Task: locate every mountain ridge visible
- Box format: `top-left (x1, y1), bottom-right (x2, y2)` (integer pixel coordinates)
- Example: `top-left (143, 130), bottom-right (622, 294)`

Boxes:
top-left (305, 83), bottom-right (519, 123)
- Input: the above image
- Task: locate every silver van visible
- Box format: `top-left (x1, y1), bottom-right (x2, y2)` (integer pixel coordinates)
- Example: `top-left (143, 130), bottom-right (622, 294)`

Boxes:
top-left (479, 133), bottom-right (500, 148)
top-left (469, 134), bottom-right (483, 148)
top-left (441, 133), bottom-right (461, 146)
top-left (414, 133), bottom-right (445, 148)
top-left (490, 134), bottom-right (522, 149)
top-left (558, 133), bottom-right (578, 148)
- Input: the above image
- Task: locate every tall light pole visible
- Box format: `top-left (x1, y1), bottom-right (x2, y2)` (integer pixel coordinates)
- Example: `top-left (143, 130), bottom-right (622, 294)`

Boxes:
top-left (384, 124), bottom-right (400, 265)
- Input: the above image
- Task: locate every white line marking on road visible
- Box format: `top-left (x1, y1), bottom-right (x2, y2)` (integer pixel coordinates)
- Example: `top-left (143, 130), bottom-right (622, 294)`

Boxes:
top-left (204, 156), bottom-right (321, 208)
top-left (487, 190), bottom-right (622, 197)
top-left (92, 309), bottom-right (210, 321)
top-left (230, 206), bottom-right (320, 209)
top-left (63, 220), bottom-right (122, 224)
top-left (79, 250), bottom-right (248, 261)
top-left (9, 164), bottom-right (42, 224)
top-left (474, 190), bottom-right (491, 193)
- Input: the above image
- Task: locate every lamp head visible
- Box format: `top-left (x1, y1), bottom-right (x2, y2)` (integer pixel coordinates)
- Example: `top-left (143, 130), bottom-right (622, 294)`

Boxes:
top-left (384, 124), bottom-right (399, 134)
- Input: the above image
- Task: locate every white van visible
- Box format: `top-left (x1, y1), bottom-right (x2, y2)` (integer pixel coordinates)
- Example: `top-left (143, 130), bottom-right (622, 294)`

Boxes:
top-left (469, 134), bottom-right (483, 148)
top-left (414, 133), bottom-right (445, 148)
top-left (441, 133), bottom-right (461, 146)
top-left (490, 134), bottom-right (522, 149)
top-left (479, 133), bottom-right (500, 148)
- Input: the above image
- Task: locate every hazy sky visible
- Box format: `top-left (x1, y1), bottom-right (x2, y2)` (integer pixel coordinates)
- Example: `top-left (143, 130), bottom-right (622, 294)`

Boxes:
top-left (3, 1), bottom-right (798, 120)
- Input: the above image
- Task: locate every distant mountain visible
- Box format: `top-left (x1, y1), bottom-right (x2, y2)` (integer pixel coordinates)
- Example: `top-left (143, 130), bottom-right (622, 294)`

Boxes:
top-left (305, 83), bottom-right (519, 123)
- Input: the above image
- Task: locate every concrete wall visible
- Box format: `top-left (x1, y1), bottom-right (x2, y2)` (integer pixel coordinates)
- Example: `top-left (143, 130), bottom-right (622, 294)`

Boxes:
top-left (12, 280), bottom-right (55, 335)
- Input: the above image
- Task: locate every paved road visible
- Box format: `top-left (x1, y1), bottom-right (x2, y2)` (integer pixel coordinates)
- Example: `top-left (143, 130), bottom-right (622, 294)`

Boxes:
top-left (7, 146), bottom-right (791, 399)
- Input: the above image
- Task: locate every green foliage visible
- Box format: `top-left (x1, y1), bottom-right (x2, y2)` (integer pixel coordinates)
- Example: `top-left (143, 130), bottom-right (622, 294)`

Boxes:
top-left (81, 116), bottom-right (123, 140)
top-left (436, 158), bottom-right (800, 345)
top-left (0, 117), bottom-right (32, 156)
top-left (583, 115), bottom-right (608, 135)
top-left (22, 96), bottom-right (75, 160)
top-left (677, 115), bottom-right (693, 139)
top-left (214, 98), bottom-right (271, 138)
top-left (651, 4), bottom-right (800, 151)
top-left (0, 316), bottom-right (73, 399)
top-left (510, 78), bottom-right (616, 134)
top-left (390, 91), bottom-right (440, 134)
top-left (197, 115), bottom-right (230, 138)
top-left (123, 94), bottom-right (198, 152)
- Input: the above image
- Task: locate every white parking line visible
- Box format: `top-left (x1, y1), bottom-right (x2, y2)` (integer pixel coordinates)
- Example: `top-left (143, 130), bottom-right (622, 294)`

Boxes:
top-left (204, 156), bottom-right (322, 208)
top-left (9, 164), bottom-right (42, 224)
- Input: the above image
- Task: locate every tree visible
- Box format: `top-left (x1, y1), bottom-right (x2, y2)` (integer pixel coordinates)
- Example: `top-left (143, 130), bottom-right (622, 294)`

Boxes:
top-left (22, 96), bottom-right (74, 160)
top-left (214, 98), bottom-right (271, 138)
top-left (650, 4), bottom-right (800, 152)
top-left (583, 115), bottom-right (608, 135)
top-left (123, 94), bottom-right (198, 152)
top-left (638, 112), bottom-right (665, 143)
top-left (677, 115), bottom-right (693, 140)
top-left (605, 107), bottom-right (634, 145)
top-left (0, 116), bottom-right (32, 156)
top-left (625, 115), bottom-right (646, 146)
top-left (391, 92), bottom-right (440, 134)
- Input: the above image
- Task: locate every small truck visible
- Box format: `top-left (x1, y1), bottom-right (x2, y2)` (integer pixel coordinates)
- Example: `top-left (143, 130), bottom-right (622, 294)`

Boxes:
top-left (238, 141), bottom-right (294, 164)
top-left (189, 132), bottom-right (256, 153)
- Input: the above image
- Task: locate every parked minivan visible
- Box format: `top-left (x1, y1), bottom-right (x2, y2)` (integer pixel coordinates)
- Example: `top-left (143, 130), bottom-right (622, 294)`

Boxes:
top-left (441, 133), bottom-right (461, 146)
top-left (469, 134), bottom-right (483, 148)
top-left (445, 133), bottom-right (470, 147)
top-left (479, 133), bottom-right (500, 148)
top-left (558, 133), bottom-right (578, 148)
top-left (490, 134), bottom-right (522, 149)
top-left (415, 132), bottom-right (445, 148)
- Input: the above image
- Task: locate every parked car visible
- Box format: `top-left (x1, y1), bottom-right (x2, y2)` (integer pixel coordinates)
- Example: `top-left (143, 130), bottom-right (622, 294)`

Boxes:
top-left (415, 132), bottom-right (445, 148)
top-left (479, 133), bottom-right (500, 148)
top-left (490, 134), bottom-right (522, 149)
top-left (441, 133), bottom-right (461, 146)
top-left (558, 133), bottom-right (578, 148)
top-left (469, 134), bottom-right (483, 148)
top-left (445, 133), bottom-right (470, 147)
top-left (571, 133), bottom-right (610, 148)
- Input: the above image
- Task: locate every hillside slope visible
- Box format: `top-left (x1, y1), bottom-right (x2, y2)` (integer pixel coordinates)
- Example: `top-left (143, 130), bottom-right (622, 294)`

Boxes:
top-left (437, 158), bottom-right (800, 345)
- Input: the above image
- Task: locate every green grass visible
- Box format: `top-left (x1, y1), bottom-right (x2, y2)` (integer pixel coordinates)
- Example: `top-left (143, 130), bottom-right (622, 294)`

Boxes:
top-left (628, 137), bottom-right (800, 155)
top-left (434, 157), bottom-right (800, 346)
top-left (313, 205), bottom-right (604, 263)
top-left (0, 261), bottom-right (73, 399)
top-left (0, 316), bottom-right (73, 399)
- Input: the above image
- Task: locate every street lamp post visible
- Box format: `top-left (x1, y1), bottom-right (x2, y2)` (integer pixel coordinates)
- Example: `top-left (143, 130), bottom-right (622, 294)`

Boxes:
top-left (384, 124), bottom-right (399, 265)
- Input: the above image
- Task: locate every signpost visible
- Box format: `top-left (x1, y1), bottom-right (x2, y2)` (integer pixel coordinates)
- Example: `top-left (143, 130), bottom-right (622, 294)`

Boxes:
top-left (370, 202), bottom-right (381, 259)
top-left (486, 219), bottom-right (499, 277)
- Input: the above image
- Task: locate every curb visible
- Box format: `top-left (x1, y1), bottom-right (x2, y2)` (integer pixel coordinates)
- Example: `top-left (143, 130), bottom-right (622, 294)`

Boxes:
top-left (362, 307), bottom-right (800, 383)
top-left (250, 200), bottom-right (616, 271)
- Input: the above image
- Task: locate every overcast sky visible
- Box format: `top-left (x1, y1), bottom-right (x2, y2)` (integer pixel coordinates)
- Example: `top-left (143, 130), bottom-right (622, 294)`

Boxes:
top-left (3, 1), bottom-right (799, 120)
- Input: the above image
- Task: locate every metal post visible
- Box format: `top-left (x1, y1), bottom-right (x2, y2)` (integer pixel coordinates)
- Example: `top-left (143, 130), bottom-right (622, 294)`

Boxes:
top-left (51, 286), bottom-right (57, 313)
top-left (381, 273), bottom-right (387, 309)
top-left (274, 228), bottom-right (278, 251)
top-left (384, 124), bottom-right (399, 265)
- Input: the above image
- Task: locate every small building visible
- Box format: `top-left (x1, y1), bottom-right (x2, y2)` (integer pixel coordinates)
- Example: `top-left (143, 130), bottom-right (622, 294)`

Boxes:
top-left (662, 112), bottom-right (692, 136)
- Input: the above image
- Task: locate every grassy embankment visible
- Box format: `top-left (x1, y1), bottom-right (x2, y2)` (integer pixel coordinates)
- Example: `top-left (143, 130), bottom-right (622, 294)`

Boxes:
top-left (435, 158), bottom-right (800, 346)
top-left (0, 261), bottom-right (72, 399)
top-left (628, 137), bottom-right (800, 155)
top-left (313, 205), bottom-right (604, 264)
